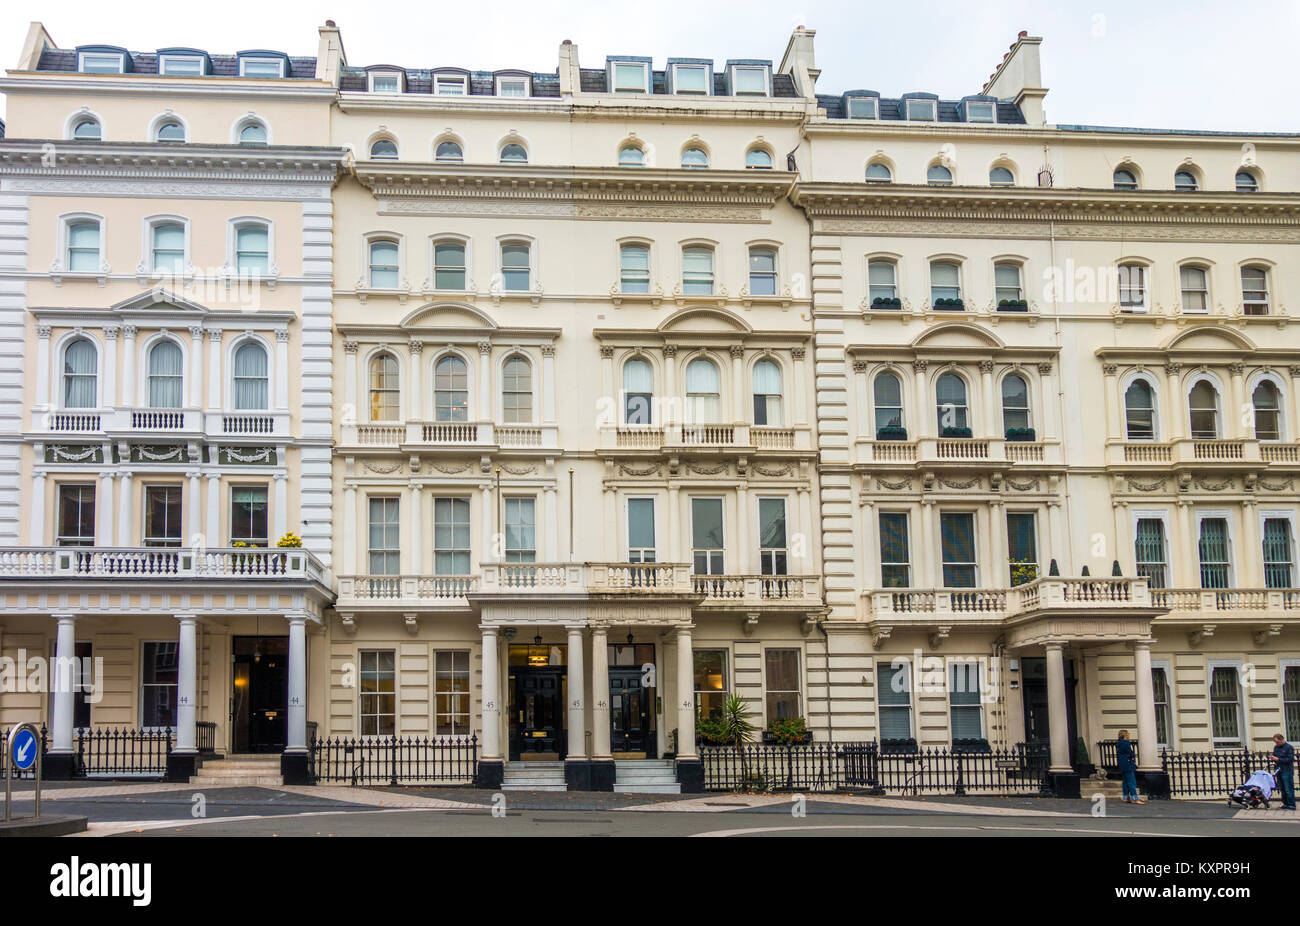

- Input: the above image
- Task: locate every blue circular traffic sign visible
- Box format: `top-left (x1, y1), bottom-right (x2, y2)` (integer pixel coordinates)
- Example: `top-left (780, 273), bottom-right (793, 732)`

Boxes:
top-left (10, 727), bottom-right (38, 772)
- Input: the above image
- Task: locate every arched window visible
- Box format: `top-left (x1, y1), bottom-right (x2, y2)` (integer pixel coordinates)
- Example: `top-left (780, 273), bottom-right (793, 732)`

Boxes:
top-left (745, 148), bottom-right (773, 169)
top-left (238, 120), bottom-right (267, 145)
top-left (369, 353), bottom-right (400, 421)
top-left (681, 147), bottom-right (709, 169)
top-left (989, 166), bottom-right (1015, 186)
top-left (1235, 170), bottom-right (1259, 193)
top-left (155, 121), bottom-right (185, 142)
top-left (930, 261), bottom-right (961, 305)
top-left (1113, 168), bottom-right (1138, 190)
top-left (232, 342), bottom-right (269, 410)
top-left (500, 241), bottom-right (530, 291)
top-left (874, 372), bottom-right (904, 435)
top-left (752, 359), bottom-right (782, 425)
top-left (1001, 374), bottom-right (1031, 435)
top-left (369, 138), bottom-right (398, 159)
top-left (685, 358), bottom-right (721, 424)
top-left (72, 117), bottom-right (101, 140)
top-left (619, 145), bottom-right (644, 167)
top-left (1179, 266), bottom-right (1209, 312)
top-left (682, 246), bottom-right (714, 295)
top-left (1242, 266), bottom-right (1270, 315)
top-left (433, 240), bottom-right (466, 290)
top-left (500, 143), bottom-right (528, 164)
top-left (502, 355), bottom-right (533, 423)
top-left (147, 340), bottom-right (183, 409)
top-left (1174, 170), bottom-right (1198, 192)
top-left (865, 162), bottom-right (892, 183)
top-left (66, 220), bottom-right (102, 272)
top-left (151, 222), bottom-right (185, 273)
top-left (1253, 380), bottom-right (1282, 441)
top-left (1188, 380), bottom-right (1220, 439)
top-left (623, 358), bottom-right (653, 425)
top-left (1124, 380), bottom-right (1157, 440)
top-left (434, 355), bottom-right (469, 422)
top-left (936, 372), bottom-right (968, 434)
top-left (748, 247), bottom-right (777, 296)
top-left (234, 223), bottom-right (269, 276)
top-left (620, 244), bottom-right (650, 293)
top-left (63, 339), bottom-right (98, 408)
top-left (926, 164), bottom-right (952, 186)
top-left (435, 140), bottom-right (463, 163)
top-left (369, 239), bottom-right (399, 288)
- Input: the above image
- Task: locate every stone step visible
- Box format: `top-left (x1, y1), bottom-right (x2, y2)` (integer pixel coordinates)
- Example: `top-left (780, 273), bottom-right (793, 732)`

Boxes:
top-left (189, 775), bottom-right (285, 787)
top-left (501, 785), bottom-right (568, 792)
top-left (614, 783), bottom-right (681, 794)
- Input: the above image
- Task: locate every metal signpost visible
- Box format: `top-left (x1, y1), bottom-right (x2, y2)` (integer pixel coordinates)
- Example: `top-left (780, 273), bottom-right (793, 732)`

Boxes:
top-left (4, 722), bottom-right (43, 822)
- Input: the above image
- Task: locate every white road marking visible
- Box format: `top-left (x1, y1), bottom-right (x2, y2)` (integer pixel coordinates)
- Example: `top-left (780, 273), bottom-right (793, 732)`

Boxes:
top-left (691, 822), bottom-right (1203, 837)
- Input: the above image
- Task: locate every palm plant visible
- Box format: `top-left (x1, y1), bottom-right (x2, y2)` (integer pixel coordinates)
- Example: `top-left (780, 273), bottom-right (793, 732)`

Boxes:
top-left (718, 693), bottom-right (757, 785)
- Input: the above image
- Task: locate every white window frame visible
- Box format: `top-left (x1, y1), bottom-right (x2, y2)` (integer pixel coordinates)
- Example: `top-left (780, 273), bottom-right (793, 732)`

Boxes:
top-left (1206, 659), bottom-right (1246, 750)
top-left (497, 236), bottom-right (536, 293)
top-left (433, 650), bottom-right (473, 737)
top-left (877, 659), bottom-right (914, 740)
top-left (1151, 658), bottom-right (1176, 750)
top-left (78, 52), bottom-right (125, 74)
top-left (1121, 372), bottom-right (1162, 441)
top-left (966, 101), bottom-right (996, 123)
top-left (139, 640), bottom-right (179, 731)
top-left (1195, 508), bottom-right (1235, 589)
top-left (226, 335), bottom-right (273, 411)
top-left (229, 483), bottom-right (269, 547)
top-left (495, 75), bottom-right (530, 97)
top-left (877, 509), bottom-right (912, 589)
top-left (1186, 373), bottom-right (1223, 440)
top-left (434, 73), bottom-right (469, 95)
top-left (238, 56), bottom-right (285, 78)
top-left (906, 98), bottom-right (938, 121)
top-left (690, 495), bottom-right (726, 575)
top-left (1241, 264), bottom-right (1272, 315)
top-left (230, 114), bottom-right (272, 146)
top-left (610, 61), bottom-right (650, 94)
top-left (358, 648), bottom-right (397, 738)
top-left (1178, 263), bottom-right (1211, 314)
top-left (364, 233), bottom-right (403, 290)
top-left (1131, 509), bottom-right (1172, 587)
top-left (618, 240), bottom-right (652, 294)
top-left (1259, 509), bottom-right (1297, 588)
top-left (1282, 658), bottom-right (1300, 743)
top-left (1117, 262), bottom-right (1149, 312)
top-left (368, 70), bottom-right (403, 93)
top-left (159, 54), bottom-right (205, 76)
top-left (59, 213), bottom-right (105, 275)
top-left (761, 646), bottom-right (803, 725)
top-left (847, 96), bottom-right (878, 119)
top-left (434, 137), bottom-right (465, 163)
top-left (671, 64), bottom-right (710, 95)
top-left (499, 351), bottom-right (536, 425)
top-left (431, 235), bottom-right (470, 292)
top-left (626, 495), bottom-right (658, 562)
top-left (142, 214), bottom-right (191, 275)
top-left (227, 217), bottom-right (275, 278)
top-left (947, 660), bottom-right (986, 742)
top-left (728, 64), bottom-right (771, 97)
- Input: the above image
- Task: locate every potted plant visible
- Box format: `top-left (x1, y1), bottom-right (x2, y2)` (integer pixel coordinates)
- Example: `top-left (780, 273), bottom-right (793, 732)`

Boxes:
top-left (1009, 558), bottom-right (1038, 587)
top-left (763, 716), bottom-right (812, 745)
top-left (940, 425), bottom-right (973, 439)
top-left (997, 298), bottom-right (1029, 311)
top-left (871, 296), bottom-right (902, 310)
top-left (875, 425), bottom-right (908, 441)
top-left (695, 714), bottom-right (729, 747)
top-left (1004, 426), bottom-right (1037, 442)
top-left (933, 297), bottom-right (965, 310)
top-left (277, 531), bottom-right (303, 548)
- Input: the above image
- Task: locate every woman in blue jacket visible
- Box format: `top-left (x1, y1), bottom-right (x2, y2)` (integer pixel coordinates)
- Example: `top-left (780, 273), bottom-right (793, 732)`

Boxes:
top-left (1116, 729), bottom-right (1143, 804)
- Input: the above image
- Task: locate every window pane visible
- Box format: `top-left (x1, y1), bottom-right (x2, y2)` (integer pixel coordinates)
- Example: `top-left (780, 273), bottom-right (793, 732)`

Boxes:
top-left (879, 512), bottom-right (910, 588)
top-left (1124, 380), bottom-right (1156, 439)
top-left (57, 484), bottom-right (96, 546)
top-left (620, 245), bottom-right (650, 293)
top-left (1006, 512), bottom-right (1037, 584)
top-left (1263, 518), bottom-right (1294, 589)
top-left (144, 485), bottom-right (182, 546)
top-left (1135, 519), bottom-right (1167, 588)
top-left (940, 512), bottom-right (976, 588)
top-left (1198, 518), bottom-right (1230, 589)
top-left (1210, 667), bottom-right (1241, 746)
top-left (230, 485), bottom-right (268, 545)
top-left (233, 342), bottom-right (269, 410)
top-left (764, 649), bottom-right (799, 721)
top-left (748, 247), bottom-right (777, 295)
top-left (694, 650), bottom-right (728, 718)
top-left (369, 241), bottom-right (399, 288)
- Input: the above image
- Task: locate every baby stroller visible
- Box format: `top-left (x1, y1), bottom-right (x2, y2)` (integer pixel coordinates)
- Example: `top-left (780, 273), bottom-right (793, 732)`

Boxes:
top-left (1228, 769), bottom-right (1276, 809)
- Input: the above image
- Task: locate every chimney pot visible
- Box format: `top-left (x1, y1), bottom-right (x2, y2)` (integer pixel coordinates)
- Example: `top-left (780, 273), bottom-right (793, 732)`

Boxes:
top-left (562, 38), bottom-right (572, 44)
top-left (1018, 30), bottom-right (1028, 37)
top-left (326, 19), bottom-right (336, 26)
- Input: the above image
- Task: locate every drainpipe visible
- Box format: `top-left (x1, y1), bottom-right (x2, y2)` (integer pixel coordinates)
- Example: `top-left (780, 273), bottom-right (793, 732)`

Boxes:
top-left (819, 616), bottom-right (833, 743)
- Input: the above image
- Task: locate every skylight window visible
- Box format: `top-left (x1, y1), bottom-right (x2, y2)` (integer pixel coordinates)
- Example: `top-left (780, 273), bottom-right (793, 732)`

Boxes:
top-left (906, 99), bottom-right (937, 121)
top-left (847, 97), bottom-right (878, 119)
top-left (966, 101), bottom-right (996, 123)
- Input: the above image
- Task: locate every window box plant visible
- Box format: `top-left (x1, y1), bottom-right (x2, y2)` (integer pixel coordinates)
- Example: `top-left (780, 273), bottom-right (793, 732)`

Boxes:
top-left (1004, 427), bottom-right (1037, 442)
top-left (875, 425), bottom-right (908, 441)
top-left (940, 426), bottom-right (973, 439)
top-left (932, 297), bottom-right (964, 310)
top-left (952, 737), bottom-right (992, 754)
top-left (880, 737), bottom-right (919, 755)
top-left (871, 296), bottom-right (902, 310)
top-left (997, 299), bottom-right (1029, 311)
top-left (762, 716), bottom-right (812, 745)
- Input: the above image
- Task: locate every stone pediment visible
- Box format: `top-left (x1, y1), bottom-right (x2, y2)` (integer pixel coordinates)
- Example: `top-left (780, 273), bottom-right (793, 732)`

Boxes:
top-left (911, 321), bottom-right (1006, 351)
top-left (1160, 325), bottom-right (1257, 352)
top-left (400, 302), bottom-right (499, 330)
top-left (657, 305), bottom-right (752, 335)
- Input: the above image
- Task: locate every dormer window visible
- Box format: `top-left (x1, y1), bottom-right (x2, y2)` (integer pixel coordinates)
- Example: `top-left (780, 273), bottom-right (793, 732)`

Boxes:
top-left (496, 75), bottom-right (530, 97)
top-left (966, 101), bottom-right (996, 123)
top-left (369, 71), bottom-right (402, 93)
top-left (906, 99), bottom-right (937, 121)
top-left (729, 64), bottom-right (769, 96)
top-left (159, 55), bottom-right (205, 76)
top-left (672, 64), bottom-right (710, 94)
top-left (435, 74), bottom-right (468, 95)
top-left (78, 52), bottom-right (126, 74)
top-left (612, 61), bottom-right (649, 93)
top-left (847, 97), bottom-right (878, 119)
top-left (239, 57), bottom-right (285, 78)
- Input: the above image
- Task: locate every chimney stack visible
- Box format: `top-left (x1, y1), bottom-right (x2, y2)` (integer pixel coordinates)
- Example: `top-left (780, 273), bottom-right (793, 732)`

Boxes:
top-left (982, 33), bottom-right (1047, 125)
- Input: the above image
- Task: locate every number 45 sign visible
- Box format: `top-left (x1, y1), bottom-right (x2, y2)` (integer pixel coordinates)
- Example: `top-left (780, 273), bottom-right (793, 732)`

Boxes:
top-left (4, 722), bottom-right (44, 823)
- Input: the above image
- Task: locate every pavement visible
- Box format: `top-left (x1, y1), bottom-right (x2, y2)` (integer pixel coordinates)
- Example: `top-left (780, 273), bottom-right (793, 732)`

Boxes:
top-left (2, 779), bottom-right (1297, 836)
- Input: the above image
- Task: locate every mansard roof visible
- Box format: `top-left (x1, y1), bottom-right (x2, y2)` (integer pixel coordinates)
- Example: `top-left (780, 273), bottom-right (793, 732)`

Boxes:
top-left (816, 91), bottom-right (1026, 124)
top-left (37, 47), bottom-right (320, 78)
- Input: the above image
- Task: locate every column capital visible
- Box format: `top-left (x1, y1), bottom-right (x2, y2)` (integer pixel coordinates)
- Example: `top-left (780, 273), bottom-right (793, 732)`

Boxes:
top-left (174, 611), bottom-right (198, 623)
top-left (50, 612), bottom-right (80, 623)
top-left (103, 325), bottom-right (119, 340)
top-left (121, 325), bottom-right (138, 339)
top-left (206, 327), bottom-right (223, 342)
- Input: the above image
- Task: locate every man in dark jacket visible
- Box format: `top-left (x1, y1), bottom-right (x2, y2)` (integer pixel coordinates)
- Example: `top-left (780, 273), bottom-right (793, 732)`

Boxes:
top-left (1116, 729), bottom-right (1143, 804)
top-left (1273, 734), bottom-right (1296, 811)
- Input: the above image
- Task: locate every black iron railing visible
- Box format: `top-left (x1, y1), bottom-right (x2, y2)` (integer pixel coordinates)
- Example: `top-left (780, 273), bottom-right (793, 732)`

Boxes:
top-left (76, 727), bottom-right (173, 777)
top-left (700, 740), bottom-right (1051, 796)
top-left (1095, 739), bottom-right (1140, 775)
top-left (309, 733), bottom-right (478, 786)
top-left (1162, 748), bottom-right (1276, 798)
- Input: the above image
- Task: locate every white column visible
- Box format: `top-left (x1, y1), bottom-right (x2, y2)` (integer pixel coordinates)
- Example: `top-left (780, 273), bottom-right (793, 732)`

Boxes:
top-left (1047, 501), bottom-right (1064, 574)
top-left (35, 326), bottom-right (51, 408)
top-left (600, 346), bottom-right (614, 421)
top-left (676, 628), bottom-right (697, 759)
top-left (50, 614), bottom-right (77, 754)
top-left (102, 327), bottom-right (119, 409)
top-left (120, 326), bottom-right (137, 407)
top-left (667, 484), bottom-right (680, 562)
top-left (798, 486), bottom-right (813, 574)
top-left (274, 329), bottom-right (290, 411)
top-left (343, 482), bottom-right (358, 575)
top-left (989, 500), bottom-right (1006, 587)
top-left (920, 501), bottom-right (937, 587)
top-left (285, 613), bottom-right (307, 753)
top-left (566, 626), bottom-right (586, 760)
top-left (1228, 363), bottom-right (1245, 439)
top-left (853, 360), bottom-right (870, 439)
top-left (735, 483), bottom-right (749, 573)
top-left (730, 345), bottom-right (745, 422)
top-left (1132, 640), bottom-right (1160, 771)
top-left (793, 346), bottom-right (808, 427)
top-left (980, 360), bottom-right (996, 438)
top-left (97, 472), bottom-right (115, 547)
top-left (205, 473), bottom-right (221, 549)
top-left (408, 341), bottom-right (423, 421)
top-left (1045, 642), bottom-right (1071, 773)
top-left (544, 485), bottom-right (558, 561)
top-left (343, 341), bottom-right (359, 423)
top-left (541, 345), bottom-right (557, 425)
top-left (912, 361), bottom-right (930, 439)
top-left (1037, 362), bottom-right (1058, 441)
top-left (274, 472), bottom-right (288, 545)
top-left (1239, 501), bottom-right (1262, 587)
top-left (480, 483), bottom-right (494, 562)
top-left (481, 627), bottom-right (502, 760)
top-left (29, 469), bottom-right (46, 545)
top-left (189, 326), bottom-right (204, 409)
top-left (1163, 363), bottom-right (1183, 440)
top-left (591, 627), bottom-right (611, 760)
top-left (407, 482), bottom-right (423, 574)
top-left (187, 470), bottom-right (202, 549)
top-left (1102, 365), bottom-right (1120, 440)
top-left (664, 347), bottom-right (677, 426)
top-left (175, 613), bottom-right (197, 754)
top-left (207, 329), bottom-right (222, 412)
top-left (477, 341), bottom-right (492, 423)
top-left (1174, 502), bottom-right (1195, 587)
top-left (116, 471), bottom-right (134, 546)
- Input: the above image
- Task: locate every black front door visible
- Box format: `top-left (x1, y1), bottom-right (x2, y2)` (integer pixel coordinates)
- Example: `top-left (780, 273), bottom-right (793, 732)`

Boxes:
top-left (232, 636), bottom-right (288, 753)
top-left (1020, 656), bottom-right (1080, 762)
top-left (509, 668), bottom-right (566, 760)
top-left (610, 668), bottom-right (655, 757)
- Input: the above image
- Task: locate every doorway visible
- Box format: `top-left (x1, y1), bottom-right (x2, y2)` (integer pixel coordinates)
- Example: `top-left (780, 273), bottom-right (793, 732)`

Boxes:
top-left (507, 642), bottom-right (568, 761)
top-left (609, 641), bottom-right (657, 758)
top-left (1020, 655), bottom-right (1079, 763)
top-left (231, 636), bottom-right (289, 753)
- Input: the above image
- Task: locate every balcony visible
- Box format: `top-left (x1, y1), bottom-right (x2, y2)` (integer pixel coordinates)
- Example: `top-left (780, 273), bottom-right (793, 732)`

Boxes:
top-left (336, 573), bottom-right (481, 606)
top-left (867, 577), bottom-right (1157, 626)
top-left (339, 421), bottom-right (559, 452)
top-left (602, 424), bottom-right (811, 454)
top-left (856, 436), bottom-right (1060, 468)
top-left (1106, 438), bottom-right (1296, 471)
top-left (693, 573), bottom-right (823, 610)
top-left (33, 407), bottom-right (291, 441)
top-left (0, 546), bottom-right (326, 584)
top-left (1150, 587), bottom-right (1300, 615)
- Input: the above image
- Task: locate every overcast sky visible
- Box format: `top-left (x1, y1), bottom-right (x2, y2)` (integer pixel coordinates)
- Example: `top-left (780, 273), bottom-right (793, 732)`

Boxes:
top-left (2, 0), bottom-right (1295, 133)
